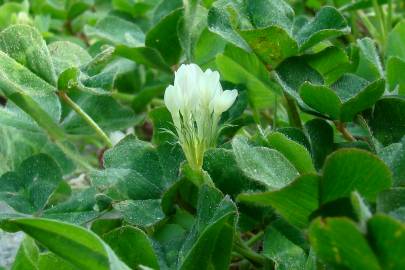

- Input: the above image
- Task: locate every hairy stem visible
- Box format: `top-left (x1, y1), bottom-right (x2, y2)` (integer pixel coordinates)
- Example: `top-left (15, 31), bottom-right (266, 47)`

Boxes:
top-left (246, 231), bottom-right (265, 247)
top-left (335, 121), bottom-right (356, 142)
top-left (357, 10), bottom-right (382, 46)
top-left (372, 0), bottom-right (386, 49)
top-left (386, 0), bottom-right (393, 33)
top-left (355, 115), bottom-right (377, 152)
top-left (284, 94), bottom-right (303, 129)
top-left (233, 236), bottom-right (268, 267)
top-left (58, 92), bottom-right (113, 148)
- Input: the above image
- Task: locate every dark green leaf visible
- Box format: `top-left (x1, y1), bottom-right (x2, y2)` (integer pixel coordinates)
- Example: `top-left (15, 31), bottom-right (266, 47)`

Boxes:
top-left (378, 138), bottom-right (405, 186)
top-left (66, 0), bottom-right (94, 20)
top-left (114, 199), bottom-right (165, 227)
top-left (153, 0), bottom-right (183, 23)
top-left (246, 0), bottom-right (294, 30)
top-left (112, 0), bottom-right (159, 17)
top-left (0, 50), bottom-right (64, 139)
top-left (0, 154), bottom-right (62, 214)
top-left (386, 20), bottom-right (405, 60)
top-left (387, 56), bottom-right (405, 95)
top-left (152, 223), bottom-right (187, 268)
top-left (57, 67), bottom-right (109, 95)
top-left (263, 227), bottom-right (307, 269)
top-left (11, 237), bottom-right (39, 270)
top-left (294, 6), bottom-right (349, 51)
top-left (115, 45), bottom-right (171, 73)
top-left (368, 214), bottom-right (405, 269)
top-left (232, 136), bottom-right (299, 190)
top-left (321, 148), bottom-right (392, 203)
top-left (307, 46), bottom-right (352, 85)
top-left (6, 218), bottom-right (131, 270)
top-left (238, 174), bottom-right (319, 228)
top-left (338, 77), bottom-right (385, 122)
top-left (92, 136), bottom-right (183, 224)
top-left (239, 26), bottom-right (298, 68)
top-left (103, 226), bottom-right (160, 269)
top-left (370, 96), bottom-right (405, 146)
top-left (305, 119), bottom-right (335, 170)
top-left (178, 185), bottom-right (237, 270)
top-left (377, 188), bottom-right (405, 221)
top-left (0, 126), bottom-right (75, 176)
top-left (203, 148), bottom-right (265, 197)
top-left (300, 82), bottom-right (342, 119)
top-left (194, 28), bottom-right (226, 65)
top-left (38, 252), bottom-right (78, 270)
top-left (148, 107), bottom-right (176, 145)
top-left (42, 188), bottom-right (98, 225)
top-left (216, 45), bottom-right (280, 109)
top-left (275, 57), bottom-right (323, 107)
top-left (300, 76), bottom-right (385, 121)
top-left (267, 132), bottom-right (316, 174)
top-left (308, 217), bottom-right (380, 270)
top-left (178, 3), bottom-right (207, 61)
top-left (132, 84), bottom-right (166, 113)
top-left (146, 9), bottom-right (182, 65)
top-left (207, 0), bottom-right (251, 52)
top-left (0, 24), bottom-right (57, 85)
top-left (84, 15), bottom-right (145, 47)
top-left (355, 38), bottom-right (383, 81)
top-left (48, 41), bottom-right (92, 76)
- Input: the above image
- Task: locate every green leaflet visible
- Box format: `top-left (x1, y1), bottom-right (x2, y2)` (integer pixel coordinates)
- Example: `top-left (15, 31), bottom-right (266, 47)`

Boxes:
top-left (208, 1), bottom-right (349, 68)
top-left (232, 136), bottom-right (299, 190)
top-left (4, 218), bottom-right (131, 270)
top-left (0, 154), bottom-right (63, 214)
top-left (321, 148), bottom-right (392, 203)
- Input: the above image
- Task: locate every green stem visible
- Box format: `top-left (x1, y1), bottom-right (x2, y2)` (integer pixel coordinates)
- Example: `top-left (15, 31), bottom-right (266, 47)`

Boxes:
top-left (233, 237), bottom-right (267, 267)
top-left (246, 231), bottom-right (264, 247)
top-left (355, 115), bottom-right (377, 152)
top-left (350, 11), bottom-right (358, 38)
top-left (372, 0), bottom-right (386, 49)
top-left (357, 10), bottom-right (382, 44)
top-left (284, 94), bottom-right (302, 129)
top-left (111, 91), bottom-right (134, 103)
top-left (273, 97), bottom-right (278, 129)
top-left (386, 0), bottom-right (393, 33)
top-left (252, 108), bottom-right (261, 125)
top-left (335, 121), bottom-right (356, 142)
top-left (58, 92), bottom-right (113, 148)
top-left (151, 98), bottom-right (165, 107)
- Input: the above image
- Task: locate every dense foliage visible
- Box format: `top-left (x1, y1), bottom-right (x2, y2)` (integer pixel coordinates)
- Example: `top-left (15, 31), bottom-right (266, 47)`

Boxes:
top-left (0, 0), bottom-right (404, 269)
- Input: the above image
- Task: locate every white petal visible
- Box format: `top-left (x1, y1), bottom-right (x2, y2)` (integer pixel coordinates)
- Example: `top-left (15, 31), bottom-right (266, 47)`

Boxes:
top-left (200, 69), bottom-right (222, 107)
top-left (174, 64), bottom-right (203, 111)
top-left (213, 89), bottom-right (238, 115)
top-left (164, 85), bottom-right (179, 114)
top-left (174, 64), bottom-right (203, 94)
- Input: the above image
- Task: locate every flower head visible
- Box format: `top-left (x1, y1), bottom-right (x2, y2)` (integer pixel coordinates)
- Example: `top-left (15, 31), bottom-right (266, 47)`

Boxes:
top-left (164, 63), bottom-right (238, 171)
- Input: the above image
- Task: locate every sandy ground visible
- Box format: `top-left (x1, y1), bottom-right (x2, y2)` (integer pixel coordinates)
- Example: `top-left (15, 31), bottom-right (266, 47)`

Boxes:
top-left (0, 203), bottom-right (23, 269)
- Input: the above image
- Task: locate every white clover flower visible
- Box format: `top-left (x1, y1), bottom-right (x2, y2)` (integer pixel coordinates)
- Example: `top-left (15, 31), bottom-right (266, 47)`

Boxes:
top-left (164, 63), bottom-right (238, 171)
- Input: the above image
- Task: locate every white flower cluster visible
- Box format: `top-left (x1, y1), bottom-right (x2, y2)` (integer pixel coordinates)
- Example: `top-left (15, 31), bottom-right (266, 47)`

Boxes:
top-left (164, 64), bottom-right (238, 171)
